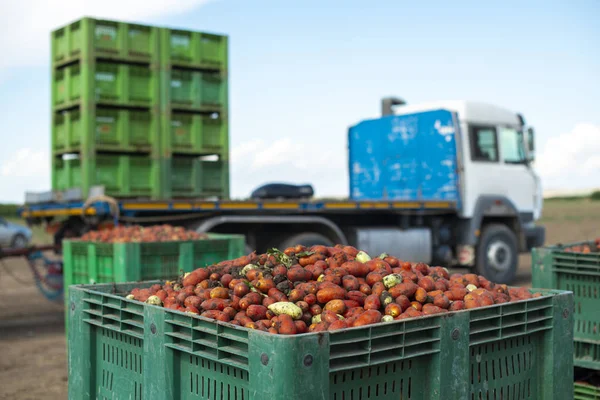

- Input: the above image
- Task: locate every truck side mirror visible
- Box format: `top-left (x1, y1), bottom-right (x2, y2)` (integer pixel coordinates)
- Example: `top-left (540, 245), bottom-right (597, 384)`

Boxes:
top-left (526, 127), bottom-right (535, 161)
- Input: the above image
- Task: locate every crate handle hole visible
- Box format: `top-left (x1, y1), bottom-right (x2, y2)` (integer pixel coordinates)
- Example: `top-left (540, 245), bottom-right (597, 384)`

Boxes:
top-left (261, 353), bottom-right (269, 366)
top-left (304, 354), bottom-right (313, 367)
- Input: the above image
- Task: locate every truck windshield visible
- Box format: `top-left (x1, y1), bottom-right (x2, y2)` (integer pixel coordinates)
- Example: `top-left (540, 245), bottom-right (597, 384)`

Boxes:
top-left (499, 127), bottom-right (527, 164)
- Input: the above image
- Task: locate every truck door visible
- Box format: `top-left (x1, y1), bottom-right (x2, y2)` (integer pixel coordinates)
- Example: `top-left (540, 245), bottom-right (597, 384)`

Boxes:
top-left (496, 126), bottom-right (536, 220)
top-left (464, 125), bottom-right (504, 211)
top-left (464, 124), bottom-right (535, 214)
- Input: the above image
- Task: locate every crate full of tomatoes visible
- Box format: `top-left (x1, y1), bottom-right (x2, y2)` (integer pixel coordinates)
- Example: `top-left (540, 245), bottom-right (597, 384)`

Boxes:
top-left (68, 244), bottom-right (573, 400)
top-left (62, 224), bottom-right (245, 335)
top-left (532, 238), bottom-right (600, 371)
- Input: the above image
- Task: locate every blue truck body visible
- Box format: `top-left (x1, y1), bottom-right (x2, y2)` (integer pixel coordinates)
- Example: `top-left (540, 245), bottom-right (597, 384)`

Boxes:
top-left (349, 109), bottom-right (461, 207)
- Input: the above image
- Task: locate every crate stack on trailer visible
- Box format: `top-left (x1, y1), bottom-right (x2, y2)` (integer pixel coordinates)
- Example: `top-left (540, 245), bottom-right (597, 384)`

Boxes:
top-left (532, 239), bottom-right (600, 399)
top-left (50, 17), bottom-right (229, 200)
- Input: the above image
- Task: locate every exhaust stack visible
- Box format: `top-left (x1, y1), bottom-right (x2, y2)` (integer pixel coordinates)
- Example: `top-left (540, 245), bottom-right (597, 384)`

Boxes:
top-left (381, 97), bottom-right (406, 116)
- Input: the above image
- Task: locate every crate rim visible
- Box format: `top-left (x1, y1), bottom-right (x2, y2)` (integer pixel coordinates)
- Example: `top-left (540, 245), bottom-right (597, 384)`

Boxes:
top-left (540, 240), bottom-right (599, 251)
top-left (63, 232), bottom-right (244, 245)
top-left (52, 16), bottom-right (229, 39)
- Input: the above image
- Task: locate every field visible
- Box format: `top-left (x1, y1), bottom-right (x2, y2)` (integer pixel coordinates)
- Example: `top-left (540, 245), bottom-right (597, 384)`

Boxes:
top-left (1, 199), bottom-right (599, 399)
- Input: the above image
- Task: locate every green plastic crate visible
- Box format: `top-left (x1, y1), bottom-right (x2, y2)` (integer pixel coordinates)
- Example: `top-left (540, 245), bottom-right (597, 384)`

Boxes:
top-left (53, 61), bottom-right (160, 110)
top-left (62, 233), bottom-right (244, 299)
top-left (53, 107), bottom-right (158, 154)
top-left (68, 283), bottom-right (573, 400)
top-left (52, 154), bottom-right (162, 199)
top-left (160, 28), bottom-right (228, 70)
top-left (164, 157), bottom-right (229, 198)
top-left (166, 69), bottom-right (227, 111)
top-left (62, 233), bottom-right (244, 334)
top-left (164, 112), bottom-right (228, 156)
top-left (532, 242), bottom-right (600, 370)
top-left (575, 382), bottom-right (600, 399)
top-left (52, 17), bottom-right (160, 65)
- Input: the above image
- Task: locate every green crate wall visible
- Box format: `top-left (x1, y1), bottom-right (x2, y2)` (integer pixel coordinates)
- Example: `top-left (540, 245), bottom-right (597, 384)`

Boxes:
top-left (532, 243), bottom-right (600, 370)
top-left (52, 17), bottom-right (160, 65)
top-left (52, 154), bottom-right (161, 198)
top-left (162, 69), bottom-right (227, 112)
top-left (53, 107), bottom-right (158, 154)
top-left (160, 28), bottom-right (228, 71)
top-left (62, 233), bottom-right (245, 336)
top-left (52, 61), bottom-right (160, 110)
top-left (163, 157), bottom-right (229, 198)
top-left (68, 283), bottom-right (574, 400)
top-left (162, 110), bottom-right (229, 157)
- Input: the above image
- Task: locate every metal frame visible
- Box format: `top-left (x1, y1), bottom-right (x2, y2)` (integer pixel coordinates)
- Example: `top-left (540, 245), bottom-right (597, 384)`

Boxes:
top-left (19, 199), bottom-right (457, 219)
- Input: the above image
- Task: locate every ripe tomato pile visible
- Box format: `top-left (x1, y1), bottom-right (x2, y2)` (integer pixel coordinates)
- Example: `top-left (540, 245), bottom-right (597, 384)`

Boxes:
top-left (564, 238), bottom-right (600, 254)
top-left (126, 245), bottom-right (543, 335)
top-left (79, 224), bottom-right (208, 243)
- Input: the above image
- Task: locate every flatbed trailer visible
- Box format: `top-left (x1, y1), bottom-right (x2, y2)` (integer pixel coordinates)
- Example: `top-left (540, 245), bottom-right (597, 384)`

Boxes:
top-left (19, 197), bottom-right (457, 254)
top-left (20, 198), bottom-right (456, 218)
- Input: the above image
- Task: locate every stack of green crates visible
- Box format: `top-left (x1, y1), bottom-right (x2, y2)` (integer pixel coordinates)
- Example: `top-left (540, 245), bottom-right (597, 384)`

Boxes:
top-left (51, 17), bottom-right (229, 199)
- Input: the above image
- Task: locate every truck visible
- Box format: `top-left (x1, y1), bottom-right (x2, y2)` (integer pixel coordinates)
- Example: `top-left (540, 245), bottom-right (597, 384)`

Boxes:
top-left (20, 96), bottom-right (545, 284)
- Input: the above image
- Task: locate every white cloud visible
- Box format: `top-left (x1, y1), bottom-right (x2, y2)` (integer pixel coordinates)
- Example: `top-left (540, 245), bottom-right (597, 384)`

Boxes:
top-left (229, 138), bottom-right (348, 199)
top-left (0, 148), bottom-right (50, 203)
top-left (1, 148), bottom-right (50, 178)
top-left (230, 139), bottom-right (263, 163)
top-left (0, 0), bottom-right (215, 71)
top-left (535, 123), bottom-right (600, 190)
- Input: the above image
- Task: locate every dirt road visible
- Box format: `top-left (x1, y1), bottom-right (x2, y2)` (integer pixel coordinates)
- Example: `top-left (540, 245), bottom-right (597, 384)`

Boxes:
top-left (0, 257), bottom-right (67, 400)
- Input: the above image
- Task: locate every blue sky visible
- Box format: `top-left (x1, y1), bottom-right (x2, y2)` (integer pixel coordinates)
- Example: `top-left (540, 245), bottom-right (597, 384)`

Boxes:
top-left (0, 0), bottom-right (599, 202)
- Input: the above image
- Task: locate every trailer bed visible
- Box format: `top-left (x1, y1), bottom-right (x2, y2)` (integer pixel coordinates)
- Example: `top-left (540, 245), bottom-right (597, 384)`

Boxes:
top-left (20, 198), bottom-right (457, 219)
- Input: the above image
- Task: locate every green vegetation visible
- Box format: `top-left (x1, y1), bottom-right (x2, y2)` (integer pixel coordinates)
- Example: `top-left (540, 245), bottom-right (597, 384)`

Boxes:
top-left (545, 191), bottom-right (600, 202)
top-left (0, 203), bottom-right (20, 217)
top-left (545, 196), bottom-right (587, 202)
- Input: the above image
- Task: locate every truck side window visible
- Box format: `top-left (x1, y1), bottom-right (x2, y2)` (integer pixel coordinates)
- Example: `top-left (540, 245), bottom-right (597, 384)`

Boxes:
top-left (469, 126), bottom-right (498, 162)
top-left (499, 127), bottom-right (527, 164)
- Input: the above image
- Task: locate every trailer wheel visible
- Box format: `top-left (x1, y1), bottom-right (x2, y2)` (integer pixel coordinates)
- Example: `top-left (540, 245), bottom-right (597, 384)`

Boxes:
top-left (475, 224), bottom-right (518, 284)
top-left (279, 232), bottom-right (335, 250)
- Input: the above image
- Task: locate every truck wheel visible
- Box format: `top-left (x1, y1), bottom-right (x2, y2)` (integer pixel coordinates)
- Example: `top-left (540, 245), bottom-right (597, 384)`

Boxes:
top-left (475, 224), bottom-right (518, 284)
top-left (279, 232), bottom-right (335, 250)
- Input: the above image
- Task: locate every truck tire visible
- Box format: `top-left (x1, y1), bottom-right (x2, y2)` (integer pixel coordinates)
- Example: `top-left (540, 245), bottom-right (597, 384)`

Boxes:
top-left (475, 224), bottom-right (518, 284)
top-left (279, 232), bottom-right (335, 250)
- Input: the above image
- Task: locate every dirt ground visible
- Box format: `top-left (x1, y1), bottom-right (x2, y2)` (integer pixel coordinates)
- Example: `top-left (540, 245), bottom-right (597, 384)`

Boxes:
top-left (0, 199), bottom-right (599, 399)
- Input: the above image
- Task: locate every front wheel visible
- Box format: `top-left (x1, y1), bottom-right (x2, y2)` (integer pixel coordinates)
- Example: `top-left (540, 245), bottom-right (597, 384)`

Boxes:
top-left (475, 224), bottom-right (518, 284)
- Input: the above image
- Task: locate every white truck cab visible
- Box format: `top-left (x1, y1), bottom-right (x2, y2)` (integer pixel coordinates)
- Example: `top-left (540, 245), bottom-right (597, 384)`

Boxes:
top-left (384, 97), bottom-right (545, 282)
